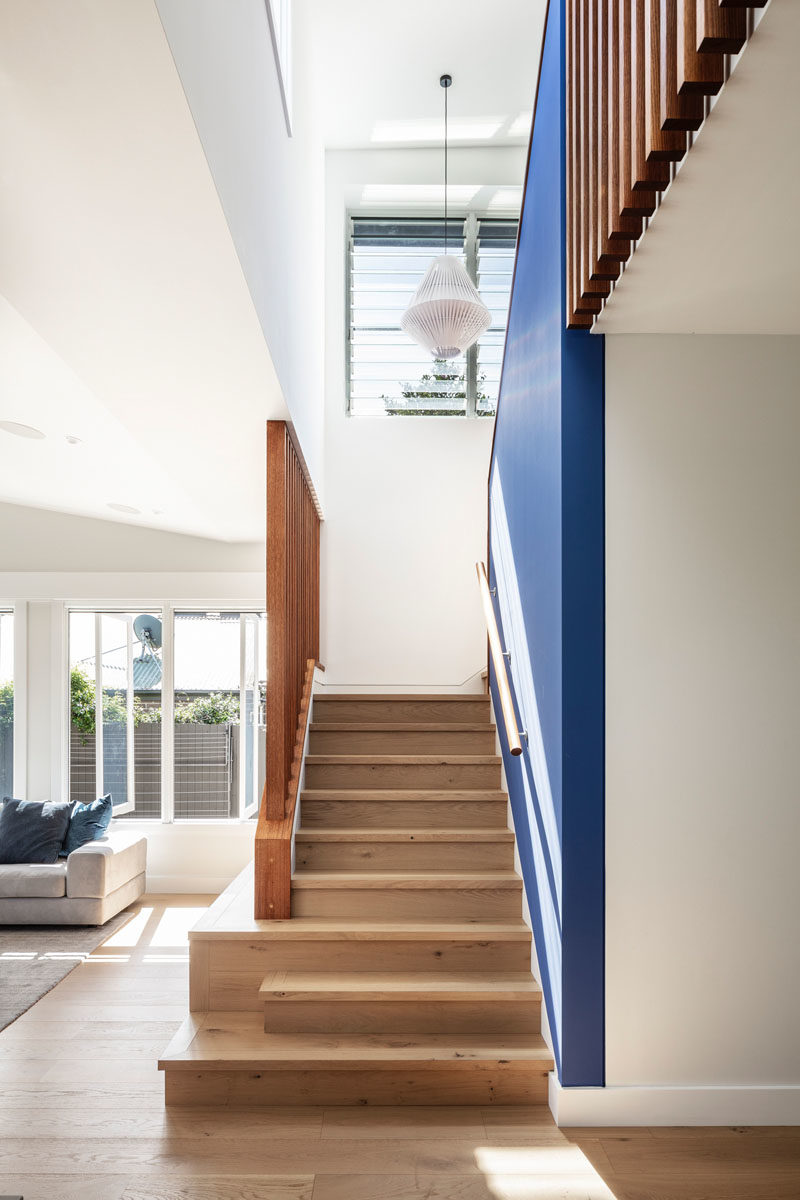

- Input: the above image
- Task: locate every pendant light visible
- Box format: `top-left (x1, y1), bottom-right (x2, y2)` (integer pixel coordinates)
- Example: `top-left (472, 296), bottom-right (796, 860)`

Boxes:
top-left (400, 74), bottom-right (491, 360)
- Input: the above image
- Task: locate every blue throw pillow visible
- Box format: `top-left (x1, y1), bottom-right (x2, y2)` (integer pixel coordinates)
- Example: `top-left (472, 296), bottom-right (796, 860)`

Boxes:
top-left (62, 793), bottom-right (114, 855)
top-left (0, 797), bottom-right (73, 865)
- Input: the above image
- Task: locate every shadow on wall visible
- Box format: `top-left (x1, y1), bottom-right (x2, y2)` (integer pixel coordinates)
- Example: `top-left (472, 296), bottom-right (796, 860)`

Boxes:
top-left (491, 464), bottom-right (564, 1070)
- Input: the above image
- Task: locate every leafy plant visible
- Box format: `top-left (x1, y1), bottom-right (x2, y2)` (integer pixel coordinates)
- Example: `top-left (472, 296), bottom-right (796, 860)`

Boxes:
top-left (174, 692), bottom-right (239, 725)
top-left (70, 666), bottom-right (97, 739)
top-left (0, 680), bottom-right (13, 729)
top-left (383, 359), bottom-right (491, 417)
top-left (70, 667), bottom-right (240, 735)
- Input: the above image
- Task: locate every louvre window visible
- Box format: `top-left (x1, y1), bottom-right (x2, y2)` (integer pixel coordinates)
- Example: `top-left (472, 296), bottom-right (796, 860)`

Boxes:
top-left (348, 216), bottom-right (518, 417)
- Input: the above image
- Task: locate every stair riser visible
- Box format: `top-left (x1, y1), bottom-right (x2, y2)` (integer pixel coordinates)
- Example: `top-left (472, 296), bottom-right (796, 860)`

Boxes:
top-left (165, 1064), bottom-right (547, 1106)
top-left (305, 763), bottom-right (502, 790)
top-left (291, 887), bottom-right (522, 921)
top-left (301, 799), bottom-right (508, 828)
top-left (295, 841), bottom-right (514, 871)
top-left (313, 700), bottom-right (491, 725)
top-left (309, 729), bottom-right (496, 754)
top-left (193, 938), bottom-right (532, 1011)
top-left (263, 1000), bottom-right (541, 1035)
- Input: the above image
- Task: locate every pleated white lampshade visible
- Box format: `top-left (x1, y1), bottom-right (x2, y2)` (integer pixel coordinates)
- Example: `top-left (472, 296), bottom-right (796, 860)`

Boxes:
top-left (400, 254), bottom-right (492, 359)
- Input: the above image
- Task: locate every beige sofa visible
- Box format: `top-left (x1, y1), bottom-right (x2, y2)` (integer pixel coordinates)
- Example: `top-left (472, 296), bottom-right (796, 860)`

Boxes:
top-left (0, 825), bottom-right (147, 924)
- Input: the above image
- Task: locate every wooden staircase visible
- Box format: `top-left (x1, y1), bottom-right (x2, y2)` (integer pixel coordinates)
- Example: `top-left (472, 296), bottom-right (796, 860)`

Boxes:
top-left (160, 694), bottom-right (553, 1105)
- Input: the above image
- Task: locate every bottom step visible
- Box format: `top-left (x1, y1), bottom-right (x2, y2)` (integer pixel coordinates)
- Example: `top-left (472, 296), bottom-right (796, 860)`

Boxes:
top-left (160, 1012), bottom-right (553, 1106)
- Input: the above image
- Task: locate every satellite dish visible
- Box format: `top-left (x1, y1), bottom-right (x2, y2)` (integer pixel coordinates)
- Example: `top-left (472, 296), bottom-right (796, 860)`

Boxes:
top-left (133, 614), bottom-right (163, 690)
top-left (134, 614), bottom-right (162, 651)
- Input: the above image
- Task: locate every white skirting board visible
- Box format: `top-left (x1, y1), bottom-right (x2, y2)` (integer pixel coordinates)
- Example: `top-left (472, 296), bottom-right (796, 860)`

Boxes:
top-left (549, 1073), bottom-right (800, 1126)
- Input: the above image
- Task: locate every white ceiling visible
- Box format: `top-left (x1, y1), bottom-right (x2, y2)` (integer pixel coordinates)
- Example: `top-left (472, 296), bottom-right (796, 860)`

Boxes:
top-left (0, 0), bottom-right (543, 544)
top-left (0, 0), bottom-right (287, 542)
top-left (301, 0), bottom-right (545, 150)
top-left (597, 0), bottom-right (800, 335)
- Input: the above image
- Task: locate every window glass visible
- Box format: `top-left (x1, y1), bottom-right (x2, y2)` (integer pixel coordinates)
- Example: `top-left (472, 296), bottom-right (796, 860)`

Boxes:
top-left (173, 612), bottom-right (266, 820)
top-left (69, 610), bottom-right (162, 817)
top-left (0, 610), bottom-right (14, 796)
top-left (348, 216), bottom-right (517, 417)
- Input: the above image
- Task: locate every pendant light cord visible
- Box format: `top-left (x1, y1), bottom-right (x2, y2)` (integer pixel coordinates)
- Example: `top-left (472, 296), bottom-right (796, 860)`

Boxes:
top-left (444, 79), bottom-right (448, 255)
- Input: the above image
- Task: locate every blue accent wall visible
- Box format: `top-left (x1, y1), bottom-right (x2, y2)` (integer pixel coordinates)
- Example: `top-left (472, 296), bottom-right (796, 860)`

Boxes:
top-left (488, 0), bottom-right (605, 1087)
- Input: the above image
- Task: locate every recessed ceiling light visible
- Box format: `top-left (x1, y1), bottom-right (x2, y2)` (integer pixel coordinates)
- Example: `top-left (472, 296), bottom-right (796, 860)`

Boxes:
top-left (107, 502), bottom-right (141, 515)
top-left (65, 434), bottom-right (82, 445)
top-left (0, 420), bottom-right (45, 440)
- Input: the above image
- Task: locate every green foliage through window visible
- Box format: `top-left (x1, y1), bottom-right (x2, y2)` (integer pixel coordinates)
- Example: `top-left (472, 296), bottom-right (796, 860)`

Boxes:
top-left (70, 666), bottom-right (239, 734)
top-left (0, 681), bottom-right (13, 729)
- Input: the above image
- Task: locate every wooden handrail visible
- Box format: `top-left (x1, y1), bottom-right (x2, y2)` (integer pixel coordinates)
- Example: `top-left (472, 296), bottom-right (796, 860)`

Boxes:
top-left (476, 562), bottom-right (523, 757)
top-left (255, 420), bottom-right (321, 919)
top-left (254, 657), bottom-right (315, 920)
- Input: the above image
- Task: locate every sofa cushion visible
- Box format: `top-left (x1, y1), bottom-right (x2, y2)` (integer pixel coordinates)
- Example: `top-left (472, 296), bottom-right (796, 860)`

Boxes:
top-left (66, 827), bottom-right (147, 899)
top-left (62, 793), bottom-right (113, 855)
top-left (0, 798), bottom-right (72, 865)
top-left (0, 862), bottom-right (67, 898)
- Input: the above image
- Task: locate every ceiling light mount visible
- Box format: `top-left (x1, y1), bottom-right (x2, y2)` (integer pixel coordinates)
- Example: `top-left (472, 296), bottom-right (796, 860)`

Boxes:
top-left (401, 74), bottom-right (491, 360)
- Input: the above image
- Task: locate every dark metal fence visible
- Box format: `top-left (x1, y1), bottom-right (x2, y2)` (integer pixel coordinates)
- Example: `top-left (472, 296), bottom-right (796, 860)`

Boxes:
top-left (69, 722), bottom-right (241, 819)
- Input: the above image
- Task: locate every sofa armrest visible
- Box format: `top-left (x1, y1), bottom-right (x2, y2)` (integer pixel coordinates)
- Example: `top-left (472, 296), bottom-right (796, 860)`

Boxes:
top-left (66, 827), bottom-right (147, 899)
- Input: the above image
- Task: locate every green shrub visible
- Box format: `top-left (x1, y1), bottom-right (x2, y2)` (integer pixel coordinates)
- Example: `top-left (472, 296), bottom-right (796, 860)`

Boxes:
top-left (174, 692), bottom-right (239, 725)
top-left (0, 680), bottom-right (13, 728)
top-left (70, 666), bottom-right (97, 739)
top-left (69, 668), bottom-right (239, 734)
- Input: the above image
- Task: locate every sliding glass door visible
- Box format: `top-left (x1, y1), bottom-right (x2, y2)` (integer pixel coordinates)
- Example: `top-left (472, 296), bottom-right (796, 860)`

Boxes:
top-left (68, 607), bottom-right (264, 821)
top-left (69, 610), bottom-right (162, 816)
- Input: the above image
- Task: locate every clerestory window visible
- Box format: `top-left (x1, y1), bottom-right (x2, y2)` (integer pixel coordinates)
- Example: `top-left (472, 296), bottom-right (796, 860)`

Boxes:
top-left (347, 215), bottom-right (518, 417)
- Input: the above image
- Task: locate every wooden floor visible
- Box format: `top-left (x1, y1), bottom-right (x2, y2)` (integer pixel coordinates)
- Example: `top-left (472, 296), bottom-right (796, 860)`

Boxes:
top-left (1, 894), bottom-right (798, 1200)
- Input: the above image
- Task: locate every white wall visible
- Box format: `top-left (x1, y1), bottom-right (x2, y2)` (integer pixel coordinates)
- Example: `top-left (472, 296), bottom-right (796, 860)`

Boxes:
top-left (320, 147), bottom-right (524, 691)
top-left (155, 0), bottom-right (326, 497)
top-left (605, 335), bottom-right (800, 1091)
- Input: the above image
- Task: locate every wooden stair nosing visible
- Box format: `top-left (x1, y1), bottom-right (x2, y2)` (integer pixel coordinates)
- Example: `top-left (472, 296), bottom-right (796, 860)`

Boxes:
top-left (309, 723), bottom-right (495, 732)
top-left (259, 970), bottom-right (542, 1003)
top-left (159, 1014), bottom-right (553, 1072)
top-left (314, 694), bottom-right (491, 703)
top-left (189, 918), bottom-right (532, 943)
top-left (295, 828), bottom-right (514, 843)
top-left (301, 789), bottom-right (507, 801)
top-left (305, 755), bottom-right (502, 765)
top-left (291, 872), bottom-right (522, 890)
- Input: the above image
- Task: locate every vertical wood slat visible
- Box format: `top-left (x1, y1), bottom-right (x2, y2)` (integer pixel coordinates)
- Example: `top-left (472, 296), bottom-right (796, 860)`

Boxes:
top-left (566, 0), bottom-right (761, 328)
top-left (255, 420), bottom-right (321, 919)
top-left (660, 0), bottom-right (705, 129)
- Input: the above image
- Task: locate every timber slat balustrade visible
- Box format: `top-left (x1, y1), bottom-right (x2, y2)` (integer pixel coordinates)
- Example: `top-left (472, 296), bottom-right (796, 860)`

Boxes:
top-left (567, 0), bottom-right (762, 328)
top-left (255, 421), bottom-right (321, 920)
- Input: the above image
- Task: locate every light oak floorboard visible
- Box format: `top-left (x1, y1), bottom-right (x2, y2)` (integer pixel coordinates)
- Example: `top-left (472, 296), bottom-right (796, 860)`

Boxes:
top-left (1, 896), bottom-right (798, 1200)
top-left (310, 1174), bottom-right (617, 1200)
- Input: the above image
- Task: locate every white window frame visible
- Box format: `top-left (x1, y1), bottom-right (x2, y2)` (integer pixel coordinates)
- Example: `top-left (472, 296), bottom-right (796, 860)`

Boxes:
top-left (0, 601), bottom-right (25, 799)
top-left (64, 601), bottom-right (265, 825)
top-left (346, 211), bottom-right (518, 418)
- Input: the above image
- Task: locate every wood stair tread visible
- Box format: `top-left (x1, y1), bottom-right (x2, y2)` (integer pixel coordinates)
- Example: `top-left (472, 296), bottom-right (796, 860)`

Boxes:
top-left (305, 755), bottom-right (502, 764)
top-left (291, 872), bottom-right (522, 889)
top-left (160, 1012), bottom-right (552, 1070)
top-left (295, 828), bottom-right (514, 842)
top-left (301, 789), bottom-right (507, 800)
top-left (315, 694), bottom-right (490, 702)
top-left (259, 970), bottom-right (542, 1001)
top-left (191, 917), bottom-right (531, 941)
top-left (310, 723), bottom-right (495, 732)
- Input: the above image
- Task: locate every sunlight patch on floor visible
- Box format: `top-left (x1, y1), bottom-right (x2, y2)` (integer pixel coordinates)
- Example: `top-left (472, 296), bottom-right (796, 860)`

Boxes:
top-left (475, 1145), bottom-right (619, 1199)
